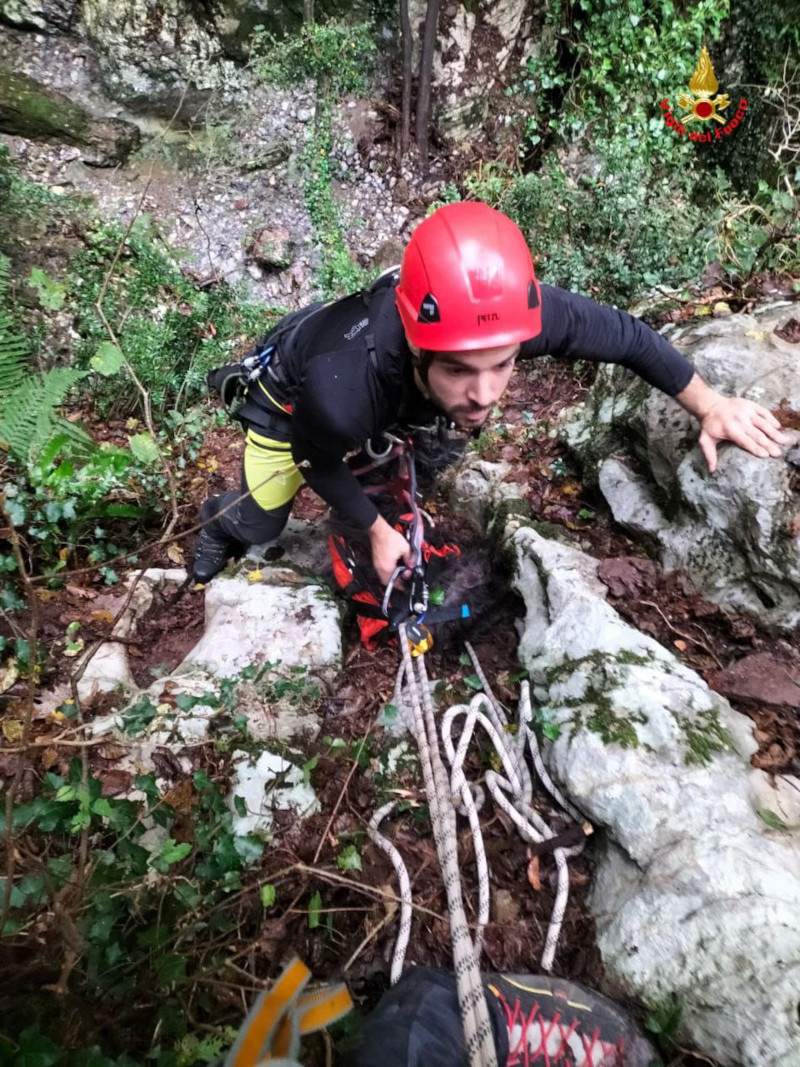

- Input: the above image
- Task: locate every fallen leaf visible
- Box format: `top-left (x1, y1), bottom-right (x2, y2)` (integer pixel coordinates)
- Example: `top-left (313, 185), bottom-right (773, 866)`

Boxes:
top-left (2, 719), bottom-right (23, 743)
top-left (526, 854), bottom-right (541, 892)
top-left (167, 543), bottom-right (185, 565)
top-left (0, 659), bottom-right (19, 694)
top-left (64, 639), bottom-right (85, 657)
top-left (101, 769), bottom-right (134, 797)
top-left (156, 703), bottom-right (173, 715)
top-left (98, 743), bottom-right (126, 760)
top-left (66, 584), bottom-right (97, 601)
top-left (162, 778), bottom-right (197, 813)
top-left (59, 547), bottom-right (70, 562)
top-left (247, 570), bottom-right (263, 583)
top-left (35, 589), bottom-right (61, 601)
top-left (91, 610), bottom-right (115, 625)
top-left (673, 639), bottom-right (688, 651)
top-left (41, 747), bottom-right (58, 770)
top-left (559, 480), bottom-right (581, 497)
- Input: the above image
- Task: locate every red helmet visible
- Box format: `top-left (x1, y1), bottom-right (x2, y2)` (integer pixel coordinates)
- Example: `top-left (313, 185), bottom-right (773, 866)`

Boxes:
top-left (395, 201), bottom-right (541, 352)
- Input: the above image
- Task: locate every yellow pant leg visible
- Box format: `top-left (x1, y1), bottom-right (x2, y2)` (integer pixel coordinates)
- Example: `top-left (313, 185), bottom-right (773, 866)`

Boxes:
top-left (243, 429), bottom-right (305, 510)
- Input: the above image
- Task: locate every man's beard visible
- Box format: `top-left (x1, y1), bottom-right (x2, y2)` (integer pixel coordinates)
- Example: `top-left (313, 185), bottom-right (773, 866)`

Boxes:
top-left (424, 381), bottom-right (490, 428)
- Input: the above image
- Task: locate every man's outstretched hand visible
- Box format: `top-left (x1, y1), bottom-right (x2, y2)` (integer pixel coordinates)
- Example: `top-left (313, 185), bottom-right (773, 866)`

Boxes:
top-left (698, 396), bottom-right (789, 473)
top-left (368, 514), bottom-right (414, 588)
top-left (676, 372), bottom-right (791, 473)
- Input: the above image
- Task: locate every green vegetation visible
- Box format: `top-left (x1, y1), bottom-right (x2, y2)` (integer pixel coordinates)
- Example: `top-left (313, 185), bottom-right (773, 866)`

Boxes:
top-left (69, 216), bottom-right (271, 416)
top-left (436, 0), bottom-right (799, 306)
top-left (251, 18), bottom-right (376, 297)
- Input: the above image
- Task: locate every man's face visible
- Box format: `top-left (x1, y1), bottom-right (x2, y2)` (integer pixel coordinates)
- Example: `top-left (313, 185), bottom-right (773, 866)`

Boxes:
top-left (413, 343), bottom-right (519, 431)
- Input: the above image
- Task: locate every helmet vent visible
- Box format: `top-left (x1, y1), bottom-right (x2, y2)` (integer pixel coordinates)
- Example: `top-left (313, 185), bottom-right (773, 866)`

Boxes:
top-left (528, 280), bottom-right (540, 310)
top-left (417, 293), bottom-right (441, 323)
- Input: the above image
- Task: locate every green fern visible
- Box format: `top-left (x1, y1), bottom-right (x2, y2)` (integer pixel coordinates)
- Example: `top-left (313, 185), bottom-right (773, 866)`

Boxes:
top-left (0, 256), bottom-right (28, 398)
top-left (0, 369), bottom-right (90, 464)
top-left (0, 253), bottom-right (93, 464)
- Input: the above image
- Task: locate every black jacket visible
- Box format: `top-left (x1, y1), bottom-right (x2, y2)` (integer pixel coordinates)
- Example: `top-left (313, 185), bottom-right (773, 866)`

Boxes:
top-left (240, 279), bottom-right (695, 529)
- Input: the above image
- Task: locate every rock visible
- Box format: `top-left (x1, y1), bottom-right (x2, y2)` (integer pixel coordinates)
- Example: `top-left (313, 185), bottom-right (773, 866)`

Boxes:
top-left (369, 237), bottom-right (404, 274)
top-left (81, 0), bottom-right (241, 117)
top-left (177, 571), bottom-right (342, 680)
top-left (507, 524), bottom-right (800, 1067)
top-left (229, 749), bottom-right (320, 837)
top-left (246, 517), bottom-right (330, 576)
top-left (452, 457), bottom-right (529, 532)
top-left (247, 224), bottom-right (295, 271)
top-left (76, 641), bottom-right (135, 701)
top-left (0, 0), bottom-right (78, 31)
top-left (749, 772), bottom-right (800, 829)
top-left (562, 303), bottom-right (800, 630)
top-left (707, 651), bottom-right (800, 709)
top-left (0, 69), bottom-right (141, 165)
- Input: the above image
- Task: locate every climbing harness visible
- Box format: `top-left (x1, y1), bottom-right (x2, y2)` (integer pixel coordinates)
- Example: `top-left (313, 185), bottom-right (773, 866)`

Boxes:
top-left (329, 436), bottom-right (470, 650)
top-left (367, 637), bottom-right (592, 1067)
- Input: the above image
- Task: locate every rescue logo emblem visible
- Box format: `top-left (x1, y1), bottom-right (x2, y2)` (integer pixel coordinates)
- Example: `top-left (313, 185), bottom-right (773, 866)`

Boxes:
top-left (660, 47), bottom-right (747, 143)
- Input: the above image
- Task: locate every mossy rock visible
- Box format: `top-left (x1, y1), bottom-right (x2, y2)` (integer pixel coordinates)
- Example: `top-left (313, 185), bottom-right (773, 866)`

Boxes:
top-left (0, 69), bottom-right (140, 165)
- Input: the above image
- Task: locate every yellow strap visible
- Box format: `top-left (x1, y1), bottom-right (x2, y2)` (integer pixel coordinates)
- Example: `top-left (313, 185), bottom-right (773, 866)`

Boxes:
top-left (245, 429), bottom-right (293, 451)
top-left (295, 985), bottom-right (353, 1035)
top-left (256, 378), bottom-right (292, 413)
top-left (229, 959), bottom-right (310, 1067)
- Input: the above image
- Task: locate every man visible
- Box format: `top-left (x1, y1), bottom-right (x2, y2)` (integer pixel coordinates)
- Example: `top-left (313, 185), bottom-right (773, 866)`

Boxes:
top-left (192, 200), bottom-right (788, 585)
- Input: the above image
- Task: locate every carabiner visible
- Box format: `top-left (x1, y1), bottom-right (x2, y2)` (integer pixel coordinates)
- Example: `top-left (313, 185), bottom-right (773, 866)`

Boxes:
top-left (365, 431), bottom-right (405, 461)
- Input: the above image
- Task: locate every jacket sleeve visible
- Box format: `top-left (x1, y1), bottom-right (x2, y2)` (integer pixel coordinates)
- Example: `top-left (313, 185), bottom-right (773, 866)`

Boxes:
top-left (521, 284), bottom-right (695, 397)
top-left (288, 356), bottom-right (380, 530)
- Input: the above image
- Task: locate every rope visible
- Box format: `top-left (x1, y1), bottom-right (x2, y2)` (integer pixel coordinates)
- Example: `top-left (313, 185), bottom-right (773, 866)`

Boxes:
top-left (367, 639), bottom-right (589, 1066)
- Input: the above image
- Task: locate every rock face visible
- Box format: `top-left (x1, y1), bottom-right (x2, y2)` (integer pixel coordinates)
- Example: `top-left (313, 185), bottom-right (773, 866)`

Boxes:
top-left (0, 0), bottom-right (78, 31)
top-left (428, 0), bottom-right (541, 141)
top-left (562, 303), bottom-right (800, 630)
top-left (0, 69), bottom-right (140, 163)
top-left (80, 0), bottom-right (241, 117)
top-left (507, 522), bottom-right (800, 1067)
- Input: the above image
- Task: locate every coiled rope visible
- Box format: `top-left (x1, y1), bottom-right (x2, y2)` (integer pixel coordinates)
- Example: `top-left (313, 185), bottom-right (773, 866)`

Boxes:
top-left (368, 637), bottom-right (588, 1067)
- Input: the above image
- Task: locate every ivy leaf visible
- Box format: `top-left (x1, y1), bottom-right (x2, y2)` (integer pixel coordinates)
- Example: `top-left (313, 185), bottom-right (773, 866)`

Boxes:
top-left (28, 268), bottom-right (65, 311)
top-left (337, 844), bottom-right (362, 872)
top-left (151, 839), bottom-right (191, 872)
top-left (757, 808), bottom-right (789, 832)
top-left (260, 883), bottom-right (276, 907)
top-left (128, 433), bottom-right (160, 466)
top-left (14, 1026), bottom-right (61, 1067)
top-left (155, 953), bottom-right (187, 986)
top-left (463, 673), bottom-right (483, 691)
top-left (90, 342), bottom-right (124, 377)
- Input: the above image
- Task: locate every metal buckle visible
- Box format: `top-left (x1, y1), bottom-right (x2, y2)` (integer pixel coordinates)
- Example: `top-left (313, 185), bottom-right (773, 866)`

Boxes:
top-left (365, 431), bottom-right (405, 461)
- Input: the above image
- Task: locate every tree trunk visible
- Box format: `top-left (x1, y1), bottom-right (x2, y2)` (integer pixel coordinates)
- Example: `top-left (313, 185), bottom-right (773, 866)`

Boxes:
top-left (415, 0), bottom-right (440, 170)
top-left (399, 0), bottom-right (413, 160)
top-left (303, 0), bottom-right (315, 24)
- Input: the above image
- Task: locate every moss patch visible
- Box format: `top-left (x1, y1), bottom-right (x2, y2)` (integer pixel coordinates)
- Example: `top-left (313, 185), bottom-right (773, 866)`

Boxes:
top-left (677, 707), bottom-right (736, 766)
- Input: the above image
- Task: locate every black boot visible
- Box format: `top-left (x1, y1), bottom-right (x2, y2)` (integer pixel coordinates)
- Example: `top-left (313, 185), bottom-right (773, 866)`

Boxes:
top-left (191, 499), bottom-right (245, 584)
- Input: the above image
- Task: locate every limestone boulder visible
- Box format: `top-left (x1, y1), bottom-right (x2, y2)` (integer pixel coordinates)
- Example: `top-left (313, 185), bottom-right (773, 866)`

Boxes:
top-left (562, 302), bottom-right (800, 630)
top-left (0, 69), bottom-right (140, 164)
top-left (178, 569), bottom-right (342, 680)
top-left (507, 522), bottom-right (800, 1067)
